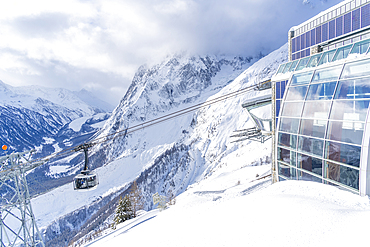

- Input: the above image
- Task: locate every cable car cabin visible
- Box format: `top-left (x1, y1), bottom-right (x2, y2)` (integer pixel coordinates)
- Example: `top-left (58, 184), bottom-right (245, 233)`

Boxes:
top-left (73, 170), bottom-right (98, 191)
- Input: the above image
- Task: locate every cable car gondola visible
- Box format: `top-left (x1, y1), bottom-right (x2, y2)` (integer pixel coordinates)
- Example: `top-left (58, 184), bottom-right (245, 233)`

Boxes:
top-left (73, 143), bottom-right (99, 191)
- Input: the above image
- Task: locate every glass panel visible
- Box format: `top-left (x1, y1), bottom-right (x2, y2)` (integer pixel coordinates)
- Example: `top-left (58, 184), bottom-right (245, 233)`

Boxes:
top-left (311, 65), bottom-right (342, 82)
top-left (282, 62), bottom-right (293, 73)
top-left (276, 100), bottom-right (281, 117)
top-left (306, 81), bottom-right (337, 100)
top-left (298, 136), bottom-right (324, 157)
top-left (285, 85), bottom-right (308, 101)
top-left (325, 141), bottom-right (361, 167)
top-left (281, 102), bottom-right (304, 117)
top-left (298, 154), bottom-right (323, 176)
top-left (288, 60), bottom-right (299, 72)
top-left (279, 117), bottom-right (300, 134)
top-left (291, 71), bottom-right (313, 85)
top-left (324, 161), bottom-right (359, 190)
top-left (277, 148), bottom-right (296, 166)
top-left (332, 44), bottom-right (352, 61)
top-left (276, 81), bottom-right (281, 99)
top-left (300, 119), bottom-right (326, 138)
top-left (302, 101), bottom-right (331, 119)
top-left (341, 58), bottom-right (370, 79)
top-left (295, 57), bottom-right (311, 71)
top-left (278, 162), bottom-right (297, 180)
top-left (327, 121), bottom-right (364, 145)
top-left (277, 64), bottom-right (287, 74)
top-left (335, 78), bottom-right (370, 99)
top-left (307, 53), bottom-right (323, 68)
top-left (330, 100), bottom-right (370, 121)
top-left (278, 132), bottom-right (297, 149)
top-left (297, 169), bottom-right (322, 182)
top-left (350, 39), bottom-right (370, 54)
top-left (318, 50), bottom-right (336, 66)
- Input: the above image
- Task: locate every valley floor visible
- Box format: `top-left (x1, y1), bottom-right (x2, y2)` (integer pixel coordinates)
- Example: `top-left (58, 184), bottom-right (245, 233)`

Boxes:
top-left (82, 163), bottom-right (370, 247)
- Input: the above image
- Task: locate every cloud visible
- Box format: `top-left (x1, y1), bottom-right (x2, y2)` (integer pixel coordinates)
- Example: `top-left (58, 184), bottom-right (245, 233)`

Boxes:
top-left (0, 0), bottom-right (342, 106)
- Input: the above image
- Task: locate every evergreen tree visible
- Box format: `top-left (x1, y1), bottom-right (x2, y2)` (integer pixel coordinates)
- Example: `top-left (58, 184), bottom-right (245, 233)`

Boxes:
top-left (113, 195), bottom-right (133, 229)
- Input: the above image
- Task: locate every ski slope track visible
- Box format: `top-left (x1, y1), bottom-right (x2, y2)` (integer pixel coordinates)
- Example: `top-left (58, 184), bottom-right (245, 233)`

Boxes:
top-left (31, 47), bottom-right (289, 246)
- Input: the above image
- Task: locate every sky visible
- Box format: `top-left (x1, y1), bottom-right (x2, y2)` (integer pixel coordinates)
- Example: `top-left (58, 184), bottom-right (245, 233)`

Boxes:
top-left (0, 0), bottom-right (343, 106)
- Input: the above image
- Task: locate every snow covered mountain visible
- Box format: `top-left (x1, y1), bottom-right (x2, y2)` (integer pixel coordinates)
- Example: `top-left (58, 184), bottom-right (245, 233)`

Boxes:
top-left (0, 81), bottom-right (113, 153)
top-left (33, 46), bottom-right (288, 246)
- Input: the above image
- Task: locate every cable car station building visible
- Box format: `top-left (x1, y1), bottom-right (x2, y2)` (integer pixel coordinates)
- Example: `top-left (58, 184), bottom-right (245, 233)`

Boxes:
top-left (271, 0), bottom-right (370, 196)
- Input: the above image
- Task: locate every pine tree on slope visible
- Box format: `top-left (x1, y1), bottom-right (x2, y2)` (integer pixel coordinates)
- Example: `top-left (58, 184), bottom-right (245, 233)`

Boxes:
top-left (113, 195), bottom-right (133, 229)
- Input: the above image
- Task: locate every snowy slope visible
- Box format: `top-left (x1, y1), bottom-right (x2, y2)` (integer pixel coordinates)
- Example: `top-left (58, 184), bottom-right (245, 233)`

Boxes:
top-left (85, 179), bottom-right (370, 247)
top-left (32, 46), bottom-right (288, 246)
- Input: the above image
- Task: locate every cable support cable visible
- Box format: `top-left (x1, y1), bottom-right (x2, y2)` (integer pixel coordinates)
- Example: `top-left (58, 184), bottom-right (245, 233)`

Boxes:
top-left (3, 80), bottom-right (270, 173)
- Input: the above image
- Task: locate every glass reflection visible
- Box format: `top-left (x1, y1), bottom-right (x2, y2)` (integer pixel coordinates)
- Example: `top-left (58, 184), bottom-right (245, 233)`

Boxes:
top-left (295, 57), bottom-right (311, 71)
top-left (306, 81), bottom-right (337, 100)
top-left (311, 66), bottom-right (342, 82)
top-left (288, 60), bottom-right (299, 72)
top-left (341, 58), bottom-right (370, 79)
top-left (324, 161), bottom-right (359, 190)
top-left (300, 119), bottom-right (326, 138)
top-left (278, 162), bottom-right (297, 180)
top-left (325, 141), bottom-right (361, 167)
top-left (291, 72), bottom-right (313, 86)
top-left (297, 170), bottom-right (322, 182)
top-left (281, 102), bottom-right (304, 117)
top-left (332, 44), bottom-right (352, 62)
top-left (298, 136), bottom-right (324, 157)
top-left (302, 101), bottom-right (331, 119)
top-left (307, 54), bottom-right (323, 68)
top-left (285, 86), bottom-right (308, 101)
top-left (327, 121), bottom-right (364, 145)
top-left (330, 100), bottom-right (370, 121)
top-left (282, 62), bottom-right (293, 73)
top-left (350, 39), bottom-right (370, 55)
top-left (278, 132), bottom-right (297, 149)
top-left (335, 78), bottom-right (370, 99)
top-left (318, 50), bottom-right (336, 66)
top-left (277, 148), bottom-right (296, 166)
top-left (279, 117), bottom-right (300, 134)
top-left (298, 153), bottom-right (323, 176)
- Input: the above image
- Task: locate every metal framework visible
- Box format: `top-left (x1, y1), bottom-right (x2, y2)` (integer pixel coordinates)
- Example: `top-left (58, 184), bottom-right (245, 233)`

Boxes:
top-left (0, 150), bottom-right (45, 247)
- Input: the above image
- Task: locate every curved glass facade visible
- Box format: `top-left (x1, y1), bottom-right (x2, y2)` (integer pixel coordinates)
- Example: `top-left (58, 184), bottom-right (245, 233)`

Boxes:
top-left (275, 57), bottom-right (370, 193)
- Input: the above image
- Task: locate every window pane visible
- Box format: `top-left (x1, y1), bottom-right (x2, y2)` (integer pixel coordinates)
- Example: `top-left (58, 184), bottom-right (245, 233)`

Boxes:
top-left (281, 102), bottom-right (304, 117)
top-left (276, 81), bottom-right (281, 99)
top-left (325, 141), bottom-right (361, 167)
top-left (288, 60), bottom-right (299, 72)
top-left (307, 53), bottom-right (323, 68)
top-left (277, 148), bottom-right (297, 166)
top-left (277, 64), bottom-right (286, 74)
top-left (350, 39), bottom-right (370, 54)
top-left (302, 101), bottom-right (331, 119)
top-left (278, 162), bottom-right (297, 179)
top-left (295, 57), bottom-right (311, 71)
top-left (318, 50), bottom-right (336, 66)
top-left (311, 65), bottom-right (342, 82)
top-left (324, 161), bottom-right (359, 190)
top-left (306, 81), bottom-right (337, 100)
top-left (282, 62), bottom-right (293, 73)
top-left (298, 154), bottom-right (323, 176)
top-left (332, 44), bottom-right (352, 61)
top-left (276, 100), bottom-right (281, 117)
top-left (300, 119), bottom-right (326, 138)
top-left (291, 71), bottom-right (313, 85)
top-left (330, 100), bottom-right (370, 121)
top-left (297, 169), bottom-right (322, 182)
top-left (285, 85), bottom-right (308, 101)
top-left (335, 78), bottom-right (370, 99)
top-left (327, 121), bottom-right (364, 145)
top-left (278, 132), bottom-right (297, 149)
top-left (341, 58), bottom-right (370, 79)
top-left (298, 136), bottom-right (324, 157)
top-left (279, 117), bottom-right (300, 134)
